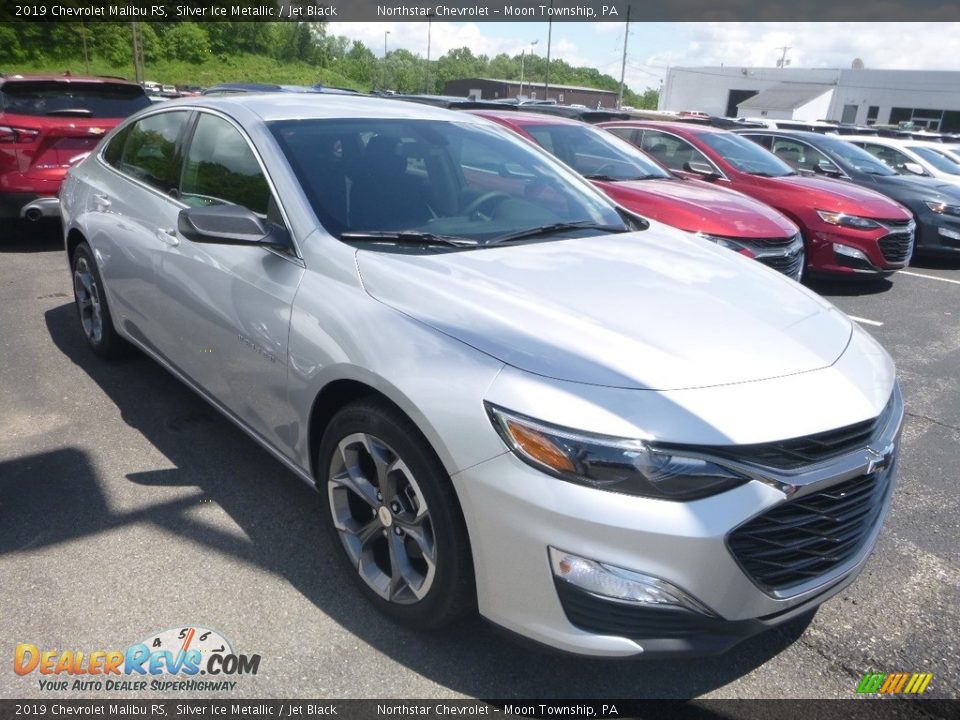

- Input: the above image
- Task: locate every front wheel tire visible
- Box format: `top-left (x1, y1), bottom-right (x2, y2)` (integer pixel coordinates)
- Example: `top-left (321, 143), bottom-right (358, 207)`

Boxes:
top-left (317, 399), bottom-right (475, 630)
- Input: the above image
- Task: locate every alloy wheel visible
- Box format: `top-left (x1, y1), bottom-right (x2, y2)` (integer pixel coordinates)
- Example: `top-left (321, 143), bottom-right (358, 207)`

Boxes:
top-left (73, 256), bottom-right (103, 345)
top-left (327, 432), bottom-right (437, 604)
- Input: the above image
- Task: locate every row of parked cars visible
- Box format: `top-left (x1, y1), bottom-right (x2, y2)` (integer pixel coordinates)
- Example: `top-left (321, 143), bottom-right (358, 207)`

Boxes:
top-left (4, 72), bottom-right (958, 284)
top-left (51, 83), bottom-right (909, 658)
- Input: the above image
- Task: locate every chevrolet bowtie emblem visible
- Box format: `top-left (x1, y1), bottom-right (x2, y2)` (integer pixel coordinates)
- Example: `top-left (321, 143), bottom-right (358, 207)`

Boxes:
top-left (89, 127), bottom-right (106, 135)
top-left (866, 443), bottom-right (895, 475)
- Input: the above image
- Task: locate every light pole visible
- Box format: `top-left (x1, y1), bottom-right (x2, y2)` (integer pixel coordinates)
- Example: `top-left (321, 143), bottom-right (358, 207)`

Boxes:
top-left (518, 40), bottom-right (538, 100)
top-left (382, 30), bottom-right (391, 90)
top-left (425, 12), bottom-right (435, 94)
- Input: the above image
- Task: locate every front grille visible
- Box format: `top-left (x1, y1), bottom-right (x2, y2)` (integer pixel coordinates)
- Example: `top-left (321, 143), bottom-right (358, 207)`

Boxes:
top-left (878, 232), bottom-right (914, 264)
top-left (757, 249), bottom-right (804, 278)
top-left (728, 470), bottom-right (892, 592)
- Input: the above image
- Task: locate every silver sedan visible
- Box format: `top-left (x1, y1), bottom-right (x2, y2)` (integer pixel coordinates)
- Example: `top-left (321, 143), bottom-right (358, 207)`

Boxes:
top-left (60, 95), bottom-right (902, 657)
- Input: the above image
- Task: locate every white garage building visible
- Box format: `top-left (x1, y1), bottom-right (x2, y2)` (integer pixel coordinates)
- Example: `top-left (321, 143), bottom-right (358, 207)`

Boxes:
top-left (658, 66), bottom-right (960, 132)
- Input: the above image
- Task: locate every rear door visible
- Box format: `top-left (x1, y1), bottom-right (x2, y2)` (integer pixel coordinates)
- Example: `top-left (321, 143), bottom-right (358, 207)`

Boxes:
top-left (87, 109), bottom-right (192, 356)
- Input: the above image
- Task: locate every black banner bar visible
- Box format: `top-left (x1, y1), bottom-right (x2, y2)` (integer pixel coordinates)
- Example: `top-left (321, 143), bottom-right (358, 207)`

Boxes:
top-left (2, 0), bottom-right (960, 23)
top-left (0, 700), bottom-right (956, 720)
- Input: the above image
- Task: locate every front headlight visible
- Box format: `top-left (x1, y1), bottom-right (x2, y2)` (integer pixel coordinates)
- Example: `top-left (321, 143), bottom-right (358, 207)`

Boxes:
top-left (485, 404), bottom-right (749, 501)
top-left (924, 200), bottom-right (960, 217)
top-left (694, 232), bottom-right (755, 258)
top-left (816, 210), bottom-right (883, 230)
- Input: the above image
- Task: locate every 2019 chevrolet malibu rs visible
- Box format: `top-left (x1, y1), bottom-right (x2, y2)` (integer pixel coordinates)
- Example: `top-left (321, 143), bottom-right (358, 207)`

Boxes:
top-left (59, 95), bottom-right (903, 658)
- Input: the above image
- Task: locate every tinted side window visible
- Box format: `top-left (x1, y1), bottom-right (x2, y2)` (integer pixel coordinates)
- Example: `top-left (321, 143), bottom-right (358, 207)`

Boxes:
top-left (102, 124), bottom-right (133, 168)
top-left (861, 143), bottom-right (919, 175)
top-left (119, 111), bottom-right (189, 193)
top-left (640, 130), bottom-right (711, 171)
top-left (606, 126), bottom-right (638, 145)
top-left (770, 138), bottom-right (836, 173)
top-left (181, 114), bottom-right (271, 215)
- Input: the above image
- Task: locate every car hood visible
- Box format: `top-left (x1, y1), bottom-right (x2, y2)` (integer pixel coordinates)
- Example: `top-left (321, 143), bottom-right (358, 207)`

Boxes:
top-left (869, 173), bottom-right (960, 200)
top-left (760, 175), bottom-right (911, 220)
top-left (596, 177), bottom-right (798, 239)
top-left (356, 229), bottom-right (853, 390)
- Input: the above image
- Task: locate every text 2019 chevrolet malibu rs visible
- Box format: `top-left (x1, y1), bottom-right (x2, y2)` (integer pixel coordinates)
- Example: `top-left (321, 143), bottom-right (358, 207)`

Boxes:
top-left (59, 95), bottom-right (903, 657)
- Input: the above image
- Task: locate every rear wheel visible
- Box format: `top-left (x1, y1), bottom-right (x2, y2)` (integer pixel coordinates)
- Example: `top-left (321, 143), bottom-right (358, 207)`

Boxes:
top-left (71, 242), bottom-right (127, 359)
top-left (317, 399), bottom-right (475, 629)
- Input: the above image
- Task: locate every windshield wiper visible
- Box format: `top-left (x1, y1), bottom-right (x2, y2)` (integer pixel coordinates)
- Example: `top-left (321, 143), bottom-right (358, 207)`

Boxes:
top-left (45, 109), bottom-right (93, 117)
top-left (340, 231), bottom-right (478, 248)
top-left (749, 170), bottom-right (797, 177)
top-left (583, 174), bottom-right (654, 182)
top-left (486, 221), bottom-right (625, 246)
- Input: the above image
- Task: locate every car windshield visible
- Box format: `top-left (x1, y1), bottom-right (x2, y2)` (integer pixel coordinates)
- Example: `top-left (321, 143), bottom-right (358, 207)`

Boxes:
top-left (813, 135), bottom-right (897, 176)
top-left (0, 81), bottom-right (151, 118)
top-left (522, 123), bottom-right (671, 181)
top-left (269, 118), bottom-right (630, 245)
top-left (908, 146), bottom-right (960, 175)
top-left (699, 132), bottom-right (796, 177)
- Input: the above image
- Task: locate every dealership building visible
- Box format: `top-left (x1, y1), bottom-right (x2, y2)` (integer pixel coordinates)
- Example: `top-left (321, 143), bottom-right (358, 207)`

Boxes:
top-left (443, 78), bottom-right (619, 107)
top-left (659, 66), bottom-right (960, 132)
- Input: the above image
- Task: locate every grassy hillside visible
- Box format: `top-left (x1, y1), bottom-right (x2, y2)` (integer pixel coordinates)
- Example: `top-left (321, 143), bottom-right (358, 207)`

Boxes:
top-left (10, 53), bottom-right (366, 91)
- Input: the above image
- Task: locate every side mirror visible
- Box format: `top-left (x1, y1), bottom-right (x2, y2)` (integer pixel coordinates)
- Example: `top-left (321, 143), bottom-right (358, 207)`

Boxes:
top-left (684, 160), bottom-right (719, 178)
top-left (814, 160), bottom-right (842, 177)
top-left (903, 162), bottom-right (926, 176)
top-left (177, 205), bottom-right (291, 249)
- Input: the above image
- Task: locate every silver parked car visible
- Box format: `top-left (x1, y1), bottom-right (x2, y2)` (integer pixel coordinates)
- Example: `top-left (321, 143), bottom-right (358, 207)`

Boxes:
top-left (60, 95), bottom-right (903, 657)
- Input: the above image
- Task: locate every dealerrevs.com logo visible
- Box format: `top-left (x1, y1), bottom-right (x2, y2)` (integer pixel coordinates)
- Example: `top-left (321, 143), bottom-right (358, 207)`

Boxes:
top-left (856, 672), bottom-right (933, 695)
top-left (14, 626), bottom-right (260, 692)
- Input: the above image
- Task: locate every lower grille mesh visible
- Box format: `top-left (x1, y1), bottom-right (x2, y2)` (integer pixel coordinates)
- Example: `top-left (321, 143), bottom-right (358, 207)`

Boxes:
top-left (728, 470), bottom-right (892, 592)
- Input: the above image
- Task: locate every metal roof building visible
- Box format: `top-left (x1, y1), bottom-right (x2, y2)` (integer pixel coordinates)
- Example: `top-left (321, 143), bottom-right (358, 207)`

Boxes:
top-left (659, 66), bottom-right (960, 132)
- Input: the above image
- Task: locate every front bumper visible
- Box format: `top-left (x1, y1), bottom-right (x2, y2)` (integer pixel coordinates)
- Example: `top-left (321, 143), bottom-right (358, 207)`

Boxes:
top-left (805, 221), bottom-right (914, 276)
top-left (915, 211), bottom-right (960, 254)
top-left (453, 385), bottom-right (902, 658)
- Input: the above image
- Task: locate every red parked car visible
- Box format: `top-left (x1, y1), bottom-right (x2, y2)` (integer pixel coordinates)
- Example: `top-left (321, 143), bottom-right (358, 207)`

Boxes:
top-left (472, 110), bottom-right (805, 279)
top-left (600, 121), bottom-right (915, 277)
top-left (0, 73), bottom-right (150, 233)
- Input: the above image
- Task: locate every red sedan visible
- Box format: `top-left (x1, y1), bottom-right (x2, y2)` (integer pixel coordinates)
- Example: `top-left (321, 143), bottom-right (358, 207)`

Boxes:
top-left (599, 121), bottom-right (915, 277)
top-left (472, 110), bottom-right (805, 279)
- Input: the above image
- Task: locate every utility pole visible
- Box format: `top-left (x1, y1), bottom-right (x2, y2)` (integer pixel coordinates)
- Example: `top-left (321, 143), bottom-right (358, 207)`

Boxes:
top-left (617, 5), bottom-right (631, 109)
top-left (776, 46), bottom-right (791, 68)
top-left (382, 30), bottom-right (391, 90)
top-left (544, 1), bottom-right (553, 100)
top-left (130, 22), bottom-right (143, 86)
top-left (80, 23), bottom-right (90, 75)
top-left (518, 39), bottom-right (537, 100)
top-left (425, 11), bottom-right (434, 93)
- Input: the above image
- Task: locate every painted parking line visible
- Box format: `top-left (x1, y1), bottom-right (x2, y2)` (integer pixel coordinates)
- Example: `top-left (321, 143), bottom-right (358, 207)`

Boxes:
top-left (848, 315), bottom-right (884, 327)
top-left (898, 270), bottom-right (960, 286)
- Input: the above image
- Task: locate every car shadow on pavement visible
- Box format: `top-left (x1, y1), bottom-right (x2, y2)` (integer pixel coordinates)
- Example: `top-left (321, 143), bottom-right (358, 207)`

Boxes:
top-left (804, 276), bottom-right (893, 297)
top-left (0, 220), bottom-right (62, 252)
top-left (909, 254), bottom-right (960, 271)
top-left (33, 302), bottom-right (814, 699)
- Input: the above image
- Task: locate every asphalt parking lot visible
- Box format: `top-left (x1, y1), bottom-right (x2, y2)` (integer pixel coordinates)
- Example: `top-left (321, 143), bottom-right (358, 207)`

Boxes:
top-left (1, 223), bottom-right (958, 701)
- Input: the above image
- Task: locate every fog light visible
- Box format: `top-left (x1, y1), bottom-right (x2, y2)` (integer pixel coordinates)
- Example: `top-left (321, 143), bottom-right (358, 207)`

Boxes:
top-left (832, 243), bottom-right (869, 261)
top-left (549, 548), bottom-right (714, 616)
top-left (938, 226), bottom-right (960, 241)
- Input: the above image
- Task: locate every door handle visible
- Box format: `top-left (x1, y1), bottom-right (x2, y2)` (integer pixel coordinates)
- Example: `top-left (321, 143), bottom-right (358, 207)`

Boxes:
top-left (156, 227), bottom-right (180, 247)
top-left (93, 194), bottom-right (111, 211)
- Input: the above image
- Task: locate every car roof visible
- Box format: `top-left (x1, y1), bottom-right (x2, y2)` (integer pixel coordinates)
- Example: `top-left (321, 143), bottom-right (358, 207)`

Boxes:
top-left (599, 120), bottom-right (727, 135)
top-left (157, 94), bottom-right (491, 124)
top-left (0, 73), bottom-right (139, 87)
top-left (471, 109), bottom-right (583, 127)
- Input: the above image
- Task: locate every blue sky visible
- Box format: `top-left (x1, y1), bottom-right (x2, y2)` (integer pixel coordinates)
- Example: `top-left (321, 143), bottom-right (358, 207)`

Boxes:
top-left (328, 22), bottom-right (960, 93)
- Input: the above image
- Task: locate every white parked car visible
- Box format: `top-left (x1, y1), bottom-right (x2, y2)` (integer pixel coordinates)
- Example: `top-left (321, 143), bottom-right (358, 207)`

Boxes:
top-left (845, 135), bottom-right (960, 187)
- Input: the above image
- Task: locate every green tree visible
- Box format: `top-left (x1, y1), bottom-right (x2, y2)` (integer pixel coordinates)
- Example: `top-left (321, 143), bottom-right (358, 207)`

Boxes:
top-left (162, 23), bottom-right (210, 64)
